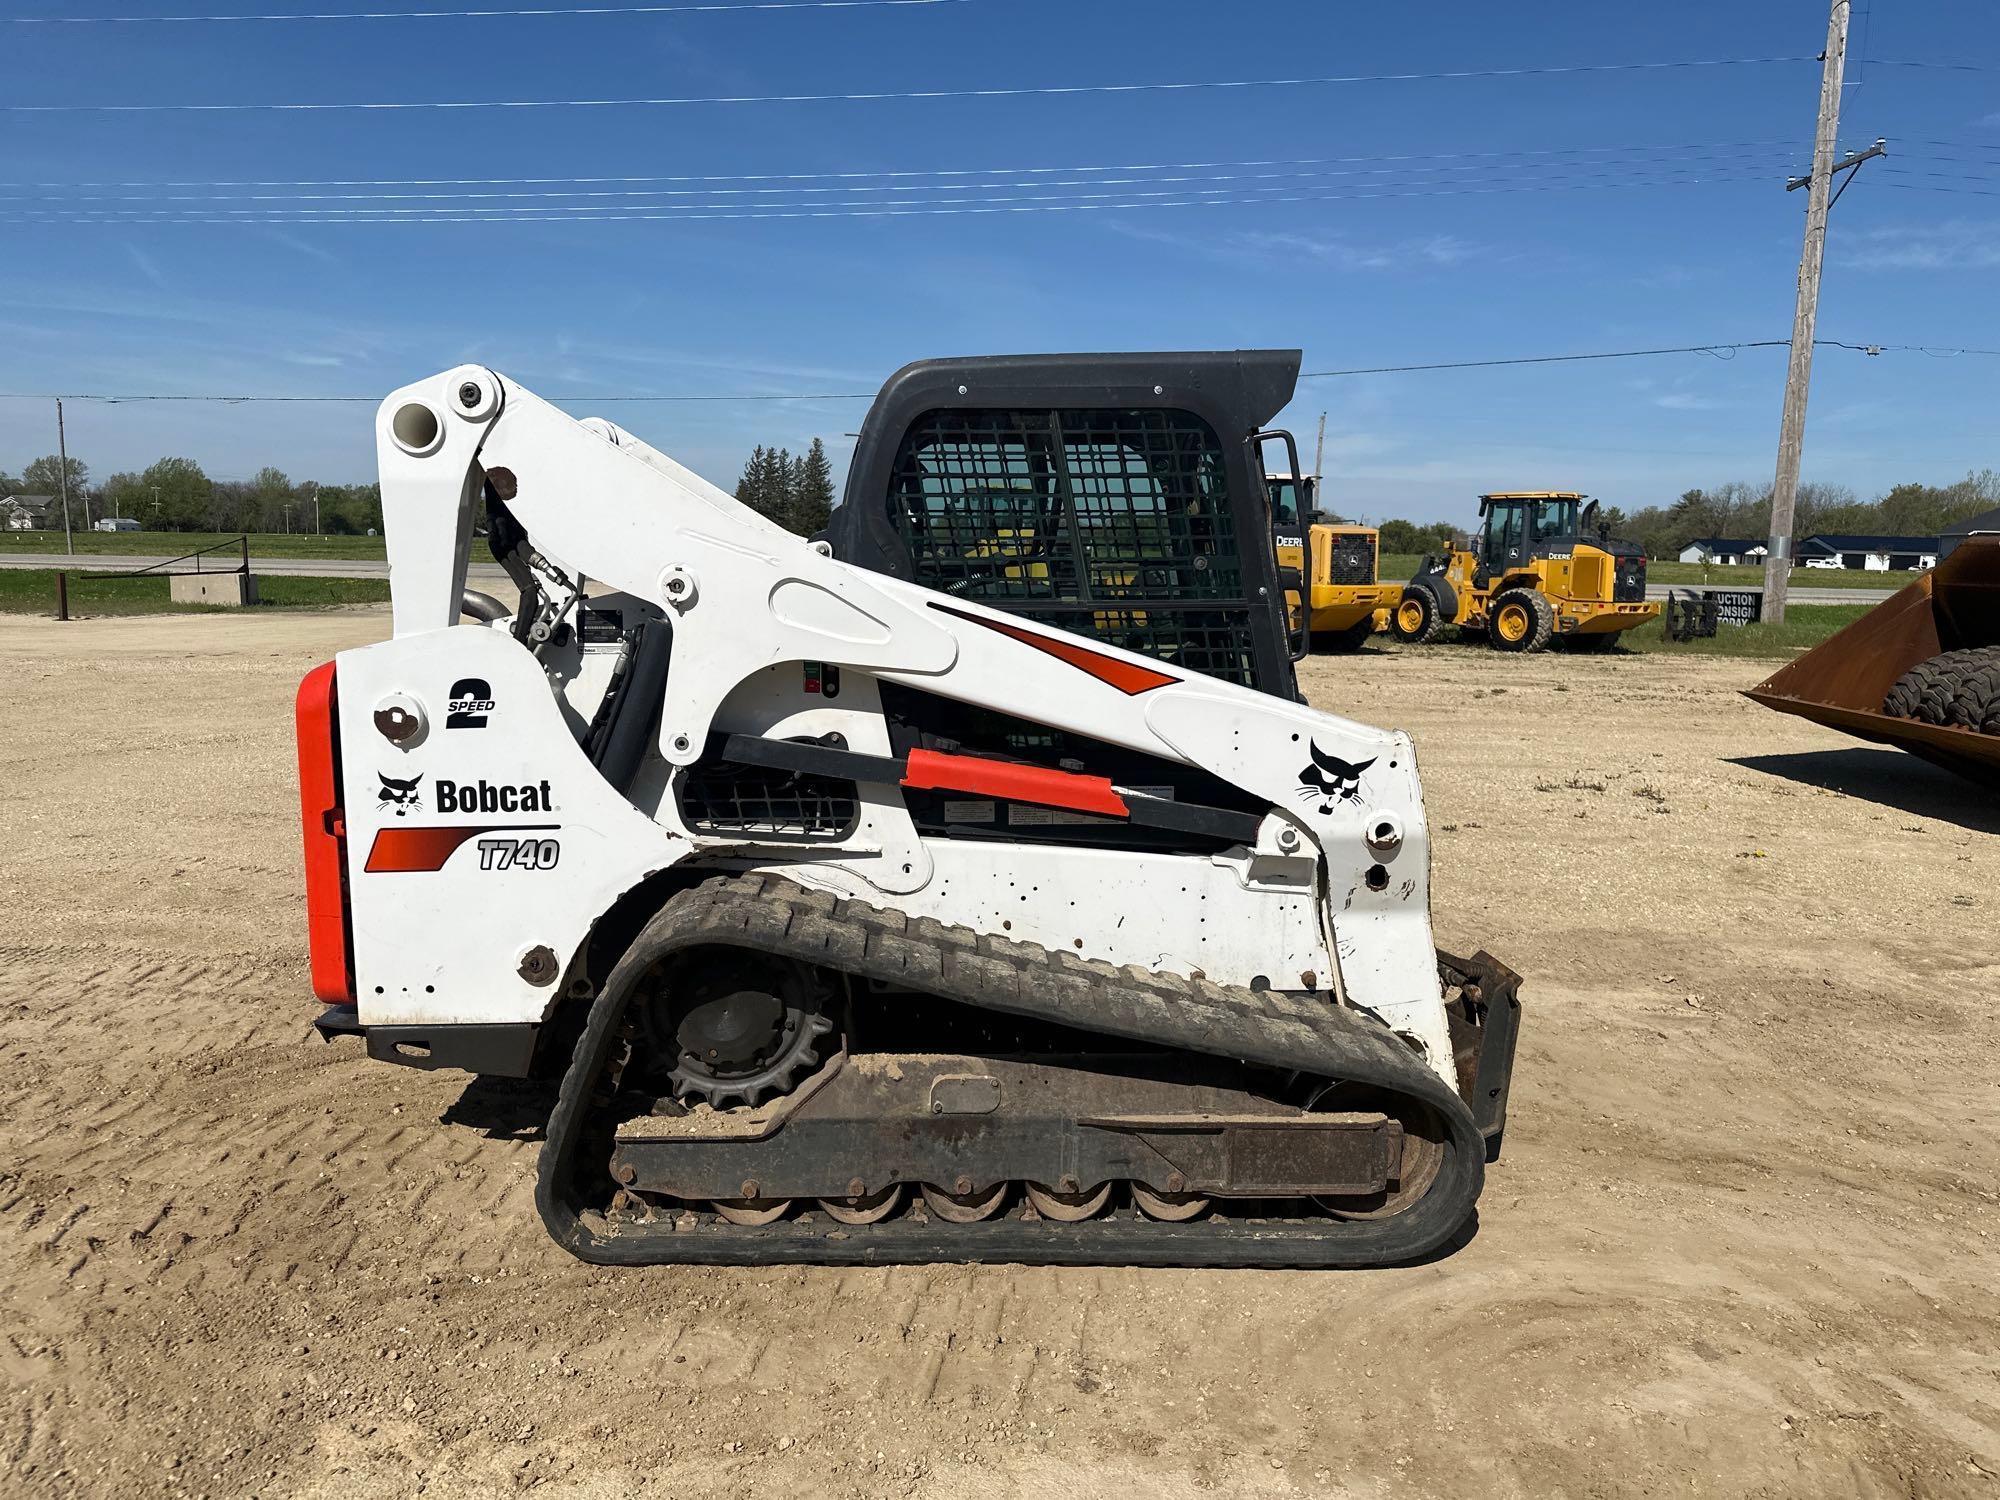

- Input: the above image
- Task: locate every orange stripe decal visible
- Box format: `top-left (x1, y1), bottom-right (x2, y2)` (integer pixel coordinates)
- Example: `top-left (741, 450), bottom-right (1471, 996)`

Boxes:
top-left (902, 748), bottom-right (1129, 817)
top-left (364, 825), bottom-right (528, 874)
top-left (929, 602), bottom-right (1179, 695)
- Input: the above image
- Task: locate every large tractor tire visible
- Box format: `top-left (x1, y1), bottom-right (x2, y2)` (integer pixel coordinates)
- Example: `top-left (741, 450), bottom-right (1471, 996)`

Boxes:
top-left (1391, 586), bottom-right (1445, 645)
top-left (1563, 632), bottom-right (1619, 653)
top-left (1883, 646), bottom-right (2000, 733)
top-left (1313, 617), bottom-right (1377, 653)
top-left (1488, 589), bottom-right (1554, 653)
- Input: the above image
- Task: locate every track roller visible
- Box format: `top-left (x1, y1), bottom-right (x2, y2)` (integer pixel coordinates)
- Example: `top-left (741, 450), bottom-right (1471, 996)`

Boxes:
top-left (1025, 1181), bottom-right (1113, 1221)
top-left (921, 1182), bottom-right (1009, 1223)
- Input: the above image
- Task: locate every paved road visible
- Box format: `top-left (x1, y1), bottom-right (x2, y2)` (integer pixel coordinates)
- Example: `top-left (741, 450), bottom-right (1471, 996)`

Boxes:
top-left (0, 551), bottom-right (1900, 606)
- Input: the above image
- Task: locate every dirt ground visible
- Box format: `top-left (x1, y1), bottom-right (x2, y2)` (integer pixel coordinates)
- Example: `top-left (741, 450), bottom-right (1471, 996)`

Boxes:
top-left (1, 609), bottom-right (1994, 1499)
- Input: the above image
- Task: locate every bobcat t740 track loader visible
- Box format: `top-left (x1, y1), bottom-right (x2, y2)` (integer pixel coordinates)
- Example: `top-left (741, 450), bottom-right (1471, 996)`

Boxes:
top-left (298, 362), bottom-right (1522, 1268)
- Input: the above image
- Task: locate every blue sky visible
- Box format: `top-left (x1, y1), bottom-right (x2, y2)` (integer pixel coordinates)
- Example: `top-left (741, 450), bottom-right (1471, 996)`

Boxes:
top-left (2, 0), bottom-right (1995, 524)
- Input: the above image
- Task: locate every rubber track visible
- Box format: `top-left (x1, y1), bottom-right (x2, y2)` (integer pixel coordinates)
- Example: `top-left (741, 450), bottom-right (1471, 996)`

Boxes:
top-left (535, 873), bottom-right (1486, 1268)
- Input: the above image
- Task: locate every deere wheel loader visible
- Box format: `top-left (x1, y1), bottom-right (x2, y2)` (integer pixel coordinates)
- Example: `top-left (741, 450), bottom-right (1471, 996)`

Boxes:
top-left (1391, 492), bottom-right (1659, 652)
top-left (298, 362), bottom-right (1520, 1269)
top-left (1267, 471), bottom-right (1398, 652)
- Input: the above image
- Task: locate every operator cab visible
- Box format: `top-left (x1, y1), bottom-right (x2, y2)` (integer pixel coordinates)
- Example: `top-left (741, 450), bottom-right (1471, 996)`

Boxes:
top-left (826, 351), bottom-right (1305, 697)
top-left (1478, 491), bottom-right (1586, 571)
top-left (1266, 472), bottom-right (1315, 530)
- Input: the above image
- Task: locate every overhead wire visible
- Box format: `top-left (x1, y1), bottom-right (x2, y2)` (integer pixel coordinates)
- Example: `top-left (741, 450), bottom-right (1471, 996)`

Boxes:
top-left (5, 0), bottom-right (970, 20)
top-left (1, 55), bottom-right (1818, 113)
top-left (0, 170), bottom-right (1805, 225)
top-left (0, 141), bottom-right (1810, 196)
top-left (5, 156), bottom-right (1808, 218)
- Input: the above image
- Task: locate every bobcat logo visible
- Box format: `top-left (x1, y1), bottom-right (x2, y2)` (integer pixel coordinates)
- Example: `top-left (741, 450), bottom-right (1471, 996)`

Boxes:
top-left (377, 771), bottom-right (424, 817)
top-left (1297, 743), bottom-right (1374, 815)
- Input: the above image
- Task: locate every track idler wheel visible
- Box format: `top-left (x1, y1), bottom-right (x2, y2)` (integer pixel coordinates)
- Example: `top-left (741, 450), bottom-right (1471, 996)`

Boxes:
top-left (819, 1184), bottom-right (904, 1225)
top-left (640, 954), bottom-right (835, 1108)
top-left (921, 1181), bottom-right (1009, 1223)
top-left (1131, 1184), bottom-right (1212, 1222)
top-left (1025, 1181), bottom-right (1112, 1222)
top-left (711, 1197), bottom-right (792, 1226)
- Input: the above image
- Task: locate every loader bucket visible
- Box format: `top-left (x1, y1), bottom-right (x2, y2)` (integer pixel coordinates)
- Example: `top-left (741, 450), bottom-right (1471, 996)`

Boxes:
top-left (1744, 537), bottom-right (2000, 786)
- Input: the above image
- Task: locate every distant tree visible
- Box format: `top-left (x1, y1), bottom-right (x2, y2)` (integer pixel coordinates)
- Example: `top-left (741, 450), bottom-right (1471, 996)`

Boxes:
top-left (785, 437), bottom-right (836, 536)
top-left (735, 445), bottom-right (772, 521)
top-left (735, 444), bottom-right (802, 526)
top-left (99, 472), bottom-right (146, 524)
top-left (1376, 518), bottom-right (1457, 555)
top-left (253, 466), bottom-right (296, 531)
top-left (19, 454), bottom-right (88, 525)
top-left (313, 481), bottom-right (382, 535)
top-left (139, 456), bottom-right (214, 531)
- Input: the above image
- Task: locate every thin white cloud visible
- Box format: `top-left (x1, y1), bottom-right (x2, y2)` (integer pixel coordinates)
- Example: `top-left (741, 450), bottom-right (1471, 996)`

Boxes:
top-left (1104, 218), bottom-right (1489, 273)
top-left (123, 243), bottom-right (169, 291)
top-left (1654, 392), bottom-right (1726, 411)
top-left (1840, 220), bottom-right (2000, 271)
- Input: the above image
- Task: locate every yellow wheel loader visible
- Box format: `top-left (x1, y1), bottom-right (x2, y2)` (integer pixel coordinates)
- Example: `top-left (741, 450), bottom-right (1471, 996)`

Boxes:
top-left (1268, 471), bottom-right (1398, 652)
top-left (1390, 492), bottom-right (1659, 652)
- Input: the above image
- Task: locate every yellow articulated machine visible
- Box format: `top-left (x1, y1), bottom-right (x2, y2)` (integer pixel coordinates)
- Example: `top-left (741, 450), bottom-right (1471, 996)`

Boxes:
top-left (1268, 472), bottom-right (1399, 652)
top-left (1390, 491), bottom-right (1660, 652)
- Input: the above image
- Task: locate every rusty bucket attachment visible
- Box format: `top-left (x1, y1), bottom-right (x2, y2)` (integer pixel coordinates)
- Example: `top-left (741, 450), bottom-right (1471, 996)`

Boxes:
top-left (1745, 538), bottom-right (2000, 785)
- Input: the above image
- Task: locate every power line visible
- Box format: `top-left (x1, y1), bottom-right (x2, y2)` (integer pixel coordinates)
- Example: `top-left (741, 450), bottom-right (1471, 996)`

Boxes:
top-left (6, 338), bottom-right (1993, 405)
top-left (1880, 181), bottom-right (2000, 197)
top-left (0, 141), bottom-right (1808, 195)
top-left (6, 159), bottom-right (1801, 216)
top-left (1301, 343), bottom-right (1792, 378)
top-left (6, 0), bottom-right (966, 20)
top-left (1862, 59), bottom-right (1994, 73)
top-left (0, 171), bottom-right (1797, 225)
top-left (1, 55), bottom-right (1815, 113)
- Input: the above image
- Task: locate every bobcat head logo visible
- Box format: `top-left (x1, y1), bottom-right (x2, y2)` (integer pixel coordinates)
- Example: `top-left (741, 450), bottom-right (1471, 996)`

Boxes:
top-left (377, 771), bottom-right (423, 817)
top-left (1297, 743), bottom-right (1374, 815)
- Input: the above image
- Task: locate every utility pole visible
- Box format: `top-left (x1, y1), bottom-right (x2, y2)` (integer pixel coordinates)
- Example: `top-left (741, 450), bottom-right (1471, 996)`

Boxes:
top-left (309, 480), bottom-right (321, 535)
top-left (1312, 412), bottom-right (1326, 518)
top-left (56, 398), bottom-right (74, 554)
top-left (1763, 0), bottom-right (1851, 625)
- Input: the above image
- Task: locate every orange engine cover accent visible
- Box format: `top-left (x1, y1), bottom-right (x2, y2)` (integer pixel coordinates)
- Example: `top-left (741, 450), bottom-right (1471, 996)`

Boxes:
top-left (294, 661), bottom-right (353, 1003)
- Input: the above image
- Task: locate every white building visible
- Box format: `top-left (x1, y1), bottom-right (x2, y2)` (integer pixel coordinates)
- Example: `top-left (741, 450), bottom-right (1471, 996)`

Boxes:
top-left (1676, 537), bottom-right (1766, 566)
top-left (1795, 535), bottom-right (1939, 571)
top-left (3, 495), bottom-right (54, 531)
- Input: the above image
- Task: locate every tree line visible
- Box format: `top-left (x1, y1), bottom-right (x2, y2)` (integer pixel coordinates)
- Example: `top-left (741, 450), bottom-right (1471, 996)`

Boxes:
top-left (1, 453), bottom-right (386, 535)
top-left (1371, 470), bottom-right (2000, 558)
top-left (734, 438), bottom-right (836, 536)
top-left (6, 436), bottom-right (845, 538)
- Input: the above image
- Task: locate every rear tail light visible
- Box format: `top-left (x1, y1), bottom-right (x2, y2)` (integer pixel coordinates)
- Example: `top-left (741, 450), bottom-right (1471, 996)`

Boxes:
top-left (295, 662), bottom-right (354, 1003)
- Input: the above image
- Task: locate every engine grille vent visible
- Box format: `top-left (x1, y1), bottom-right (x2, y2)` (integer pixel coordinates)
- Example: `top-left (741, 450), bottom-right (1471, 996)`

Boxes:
top-left (1327, 532), bottom-right (1377, 585)
top-left (677, 761), bottom-right (858, 840)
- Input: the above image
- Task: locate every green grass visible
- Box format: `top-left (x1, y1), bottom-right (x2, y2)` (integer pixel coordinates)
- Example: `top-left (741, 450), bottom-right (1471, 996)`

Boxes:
top-left (0, 529), bottom-right (386, 561)
top-left (1377, 551), bottom-right (1910, 591)
top-left (0, 567), bottom-right (391, 616)
top-left (1642, 560), bottom-right (1909, 589)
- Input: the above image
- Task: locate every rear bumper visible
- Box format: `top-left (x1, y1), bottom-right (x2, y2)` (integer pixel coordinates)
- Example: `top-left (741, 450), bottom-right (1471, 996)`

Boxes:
top-left (313, 1005), bottom-right (540, 1077)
